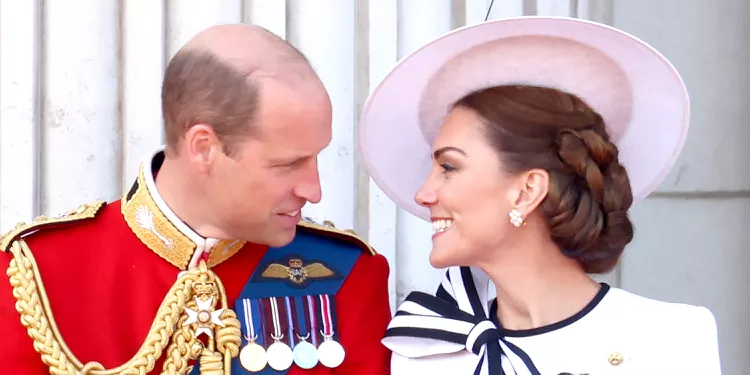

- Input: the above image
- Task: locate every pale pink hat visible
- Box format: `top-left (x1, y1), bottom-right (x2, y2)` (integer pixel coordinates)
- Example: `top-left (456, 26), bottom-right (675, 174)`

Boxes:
top-left (358, 16), bottom-right (689, 222)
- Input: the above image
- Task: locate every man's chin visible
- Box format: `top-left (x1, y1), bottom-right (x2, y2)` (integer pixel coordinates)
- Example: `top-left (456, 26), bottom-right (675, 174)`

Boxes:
top-left (262, 227), bottom-right (297, 248)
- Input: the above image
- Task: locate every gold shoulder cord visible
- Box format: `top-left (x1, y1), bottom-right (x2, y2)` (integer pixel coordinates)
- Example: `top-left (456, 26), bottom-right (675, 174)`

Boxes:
top-left (2, 202), bottom-right (242, 375)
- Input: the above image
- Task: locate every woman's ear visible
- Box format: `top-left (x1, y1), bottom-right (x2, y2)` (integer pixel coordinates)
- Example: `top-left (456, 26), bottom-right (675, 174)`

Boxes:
top-left (509, 168), bottom-right (549, 215)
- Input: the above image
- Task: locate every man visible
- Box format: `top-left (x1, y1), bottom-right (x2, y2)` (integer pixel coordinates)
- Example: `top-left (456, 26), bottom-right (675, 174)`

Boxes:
top-left (0, 24), bottom-right (392, 375)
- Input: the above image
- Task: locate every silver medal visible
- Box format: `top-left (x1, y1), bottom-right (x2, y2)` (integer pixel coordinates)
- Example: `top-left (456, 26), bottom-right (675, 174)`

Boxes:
top-left (318, 333), bottom-right (345, 368)
top-left (265, 297), bottom-right (293, 370)
top-left (266, 333), bottom-right (294, 371)
top-left (293, 333), bottom-right (319, 369)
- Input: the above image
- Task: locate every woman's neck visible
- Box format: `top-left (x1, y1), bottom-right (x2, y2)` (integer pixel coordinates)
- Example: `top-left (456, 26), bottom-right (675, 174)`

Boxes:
top-left (478, 238), bottom-right (601, 331)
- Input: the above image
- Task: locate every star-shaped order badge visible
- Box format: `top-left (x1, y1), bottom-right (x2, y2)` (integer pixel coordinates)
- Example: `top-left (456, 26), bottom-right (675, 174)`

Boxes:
top-left (183, 296), bottom-right (225, 338)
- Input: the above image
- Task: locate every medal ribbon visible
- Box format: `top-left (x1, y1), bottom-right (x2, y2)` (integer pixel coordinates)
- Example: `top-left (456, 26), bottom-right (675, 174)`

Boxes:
top-left (269, 297), bottom-right (285, 341)
top-left (259, 298), bottom-right (269, 347)
top-left (319, 294), bottom-right (336, 338)
top-left (242, 298), bottom-right (259, 342)
top-left (285, 297), bottom-right (296, 348)
top-left (294, 296), bottom-right (310, 339)
top-left (306, 295), bottom-right (319, 346)
top-left (381, 266), bottom-right (542, 375)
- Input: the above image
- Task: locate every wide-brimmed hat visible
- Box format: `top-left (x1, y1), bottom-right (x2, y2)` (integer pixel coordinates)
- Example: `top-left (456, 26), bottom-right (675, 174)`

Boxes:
top-left (358, 16), bottom-right (689, 222)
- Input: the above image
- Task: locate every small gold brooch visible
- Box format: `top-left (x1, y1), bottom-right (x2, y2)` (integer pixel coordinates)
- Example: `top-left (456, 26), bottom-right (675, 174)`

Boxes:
top-left (608, 351), bottom-right (624, 366)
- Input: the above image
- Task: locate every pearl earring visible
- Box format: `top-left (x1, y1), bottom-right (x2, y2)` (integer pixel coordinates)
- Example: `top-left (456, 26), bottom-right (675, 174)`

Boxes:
top-left (509, 209), bottom-right (525, 227)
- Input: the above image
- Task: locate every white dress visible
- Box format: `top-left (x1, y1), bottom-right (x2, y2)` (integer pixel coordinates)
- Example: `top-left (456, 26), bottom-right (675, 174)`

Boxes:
top-left (382, 267), bottom-right (721, 375)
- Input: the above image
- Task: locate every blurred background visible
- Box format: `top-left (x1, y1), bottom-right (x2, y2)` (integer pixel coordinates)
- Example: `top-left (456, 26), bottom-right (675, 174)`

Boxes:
top-left (0, 0), bottom-right (747, 372)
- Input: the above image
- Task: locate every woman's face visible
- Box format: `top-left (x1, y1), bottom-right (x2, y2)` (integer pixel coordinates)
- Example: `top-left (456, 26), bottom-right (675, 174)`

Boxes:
top-left (415, 106), bottom-right (523, 269)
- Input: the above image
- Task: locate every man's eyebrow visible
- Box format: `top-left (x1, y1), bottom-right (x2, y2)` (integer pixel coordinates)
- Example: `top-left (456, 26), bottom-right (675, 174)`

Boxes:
top-left (272, 153), bottom-right (314, 164)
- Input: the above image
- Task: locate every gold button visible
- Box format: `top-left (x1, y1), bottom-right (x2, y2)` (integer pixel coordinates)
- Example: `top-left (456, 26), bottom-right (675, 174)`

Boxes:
top-left (608, 352), bottom-right (624, 366)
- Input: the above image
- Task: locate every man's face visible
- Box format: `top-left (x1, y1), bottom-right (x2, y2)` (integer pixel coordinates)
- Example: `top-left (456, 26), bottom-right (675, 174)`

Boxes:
top-left (209, 81), bottom-right (332, 247)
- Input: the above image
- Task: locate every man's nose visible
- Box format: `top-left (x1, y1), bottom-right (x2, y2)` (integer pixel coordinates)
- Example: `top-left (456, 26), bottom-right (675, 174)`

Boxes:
top-left (295, 163), bottom-right (323, 204)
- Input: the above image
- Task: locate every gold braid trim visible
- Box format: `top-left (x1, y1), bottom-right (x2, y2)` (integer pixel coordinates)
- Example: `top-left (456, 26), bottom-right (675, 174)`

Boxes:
top-left (0, 200), bottom-right (106, 252)
top-left (298, 218), bottom-right (377, 256)
top-left (6, 239), bottom-right (241, 375)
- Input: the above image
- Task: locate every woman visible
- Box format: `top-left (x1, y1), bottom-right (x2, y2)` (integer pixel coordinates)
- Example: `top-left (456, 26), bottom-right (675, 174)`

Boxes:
top-left (358, 16), bottom-right (721, 375)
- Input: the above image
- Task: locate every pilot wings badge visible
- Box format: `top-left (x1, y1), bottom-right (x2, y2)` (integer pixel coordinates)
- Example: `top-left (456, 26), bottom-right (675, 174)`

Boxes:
top-left (257, 256), bottom-right (342, 288)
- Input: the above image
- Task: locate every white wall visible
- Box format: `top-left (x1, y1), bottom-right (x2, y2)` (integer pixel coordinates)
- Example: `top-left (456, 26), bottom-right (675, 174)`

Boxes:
top-left (612, 1), bottom-right (750, 374)
top-left (0, 0), bottom-right (747, 373)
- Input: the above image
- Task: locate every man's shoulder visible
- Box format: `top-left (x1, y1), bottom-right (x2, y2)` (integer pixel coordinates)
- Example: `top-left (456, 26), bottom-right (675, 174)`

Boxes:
top-left (249, 217), bottom-right (386, 294)
top-left (0, 199), bottom-right (111, 253)
top-left (296, 217), bottom-right (377, 256)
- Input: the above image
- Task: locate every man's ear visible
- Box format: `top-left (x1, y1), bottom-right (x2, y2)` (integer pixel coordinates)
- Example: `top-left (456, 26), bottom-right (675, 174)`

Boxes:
top-left (184, 124), bottom-right (221, 173)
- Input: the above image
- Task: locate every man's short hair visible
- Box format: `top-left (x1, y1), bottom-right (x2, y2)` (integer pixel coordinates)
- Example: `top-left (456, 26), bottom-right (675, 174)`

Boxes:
top-left (161, 49), bottom-right (259, 157)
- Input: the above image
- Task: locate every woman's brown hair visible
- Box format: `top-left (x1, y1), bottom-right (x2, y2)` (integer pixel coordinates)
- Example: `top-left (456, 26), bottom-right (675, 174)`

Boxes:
top-left (454, 85), bottom-right (634, 274)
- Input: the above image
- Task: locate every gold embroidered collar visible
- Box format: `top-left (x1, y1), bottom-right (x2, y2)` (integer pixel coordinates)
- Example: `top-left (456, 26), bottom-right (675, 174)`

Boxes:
top-left (121, 150), bottom-right (246, 270)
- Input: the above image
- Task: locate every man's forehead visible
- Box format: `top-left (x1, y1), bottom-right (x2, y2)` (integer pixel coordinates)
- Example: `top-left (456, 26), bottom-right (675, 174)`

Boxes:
top-left (257, 81), bottom-right (330, 123)
top-left (247, 129), bottom-right (330, 162)
top-left (250, 95), bottom-right (331, 148)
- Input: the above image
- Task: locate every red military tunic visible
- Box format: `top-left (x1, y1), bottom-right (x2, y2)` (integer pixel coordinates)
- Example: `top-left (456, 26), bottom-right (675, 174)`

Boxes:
top-left (0, 151), bottom-right (392, 375)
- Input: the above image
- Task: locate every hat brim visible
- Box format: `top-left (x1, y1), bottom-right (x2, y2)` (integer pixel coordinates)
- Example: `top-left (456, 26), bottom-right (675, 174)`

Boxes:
top-left (358, 16), bottom-right (689, 222)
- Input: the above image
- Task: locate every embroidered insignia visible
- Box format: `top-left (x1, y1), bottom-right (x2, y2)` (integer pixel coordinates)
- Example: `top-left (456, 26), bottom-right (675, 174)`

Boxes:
top-left (256, 255), bottom-right (342, 288)
top-left (121, 160), bottom-right (247, 270)
top-left (134, 205), bottom-right (173, 248)
top-left (220, 240), bottom-right (241, 256)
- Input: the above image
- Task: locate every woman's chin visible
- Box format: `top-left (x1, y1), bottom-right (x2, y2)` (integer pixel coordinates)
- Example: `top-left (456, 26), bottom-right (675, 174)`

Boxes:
top-left (428, 248), bottom-right (458, 269)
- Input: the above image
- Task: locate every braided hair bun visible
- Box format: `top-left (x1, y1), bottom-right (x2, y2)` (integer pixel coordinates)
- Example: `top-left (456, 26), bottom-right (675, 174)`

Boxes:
top-left (455, 85), bottom-right (634, 273)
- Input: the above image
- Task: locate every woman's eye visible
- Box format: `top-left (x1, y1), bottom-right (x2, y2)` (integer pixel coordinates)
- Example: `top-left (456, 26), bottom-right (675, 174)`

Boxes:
top-left (440, 162), bottom-right (457, 172)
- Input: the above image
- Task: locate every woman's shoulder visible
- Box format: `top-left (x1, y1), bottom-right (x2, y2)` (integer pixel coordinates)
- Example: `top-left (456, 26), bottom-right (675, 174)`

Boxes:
top-left (595, 287), bottom-right (721, 372)
top-left (383, 282), bottom-right (721, 374)
top-left (602, 286), bottom-right (717, 333)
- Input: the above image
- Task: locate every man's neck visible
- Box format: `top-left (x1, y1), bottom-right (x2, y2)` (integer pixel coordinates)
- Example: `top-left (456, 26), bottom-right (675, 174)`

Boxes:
top-left (153, 158), bottom-right (219, 240)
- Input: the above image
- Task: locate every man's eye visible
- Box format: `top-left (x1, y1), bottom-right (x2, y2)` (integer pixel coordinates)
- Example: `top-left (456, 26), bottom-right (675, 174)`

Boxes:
top-left (277, 158), bottom-right (306, 169)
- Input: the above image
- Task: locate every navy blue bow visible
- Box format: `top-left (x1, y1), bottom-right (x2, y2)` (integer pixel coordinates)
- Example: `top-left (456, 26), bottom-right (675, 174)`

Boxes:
top-left (382, 267), bottom-right (541, 375)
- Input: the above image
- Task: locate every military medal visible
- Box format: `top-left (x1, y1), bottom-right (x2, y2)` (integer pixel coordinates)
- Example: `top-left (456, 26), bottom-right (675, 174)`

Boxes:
top-left (293, 333), bottom-right (319, 369)
top-left (183, 295), bottom-right (225, 339)
top-left (239, 299), bottom-right (267, 372)
top-left (318, 333), bottom-right (345, 368)
top-left (267, 334), bottom-right (294, 371)
top-left (239, 340), bottom-right (267, 372)
top-left (288, 296), bottom-right (319, 369)
top-left (266, 297), bottom-right (294, 371)
top-left (316, 294), bottom-right (345, 368)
